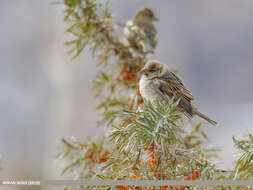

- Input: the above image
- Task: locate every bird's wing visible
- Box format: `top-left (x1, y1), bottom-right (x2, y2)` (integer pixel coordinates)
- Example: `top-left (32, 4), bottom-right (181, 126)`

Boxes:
top-left (136, 23), bottom-right (157, 52)
top-left (124, 21), bottom-right (146, 50)
top-left (153, 72), bottom-right (194, 115)
top-left (157, 72), bottom-right (194, 101)
top-left (142, 24), bottom-right (157, 49)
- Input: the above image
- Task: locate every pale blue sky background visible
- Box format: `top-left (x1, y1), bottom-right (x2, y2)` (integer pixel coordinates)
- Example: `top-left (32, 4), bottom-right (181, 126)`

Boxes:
top-left (0, 1), bottom-right (253, 189)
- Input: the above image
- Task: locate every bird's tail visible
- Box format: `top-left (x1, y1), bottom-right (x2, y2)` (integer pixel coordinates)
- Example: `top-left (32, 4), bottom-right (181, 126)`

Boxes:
top-left (192, 107), bottom-right (217, 125)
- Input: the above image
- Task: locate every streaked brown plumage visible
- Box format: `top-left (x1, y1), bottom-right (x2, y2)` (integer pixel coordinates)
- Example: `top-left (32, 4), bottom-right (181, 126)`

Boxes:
top-left (124, 8), bottom-right (158, 53)
top-left (139, 60), bottom-right (217, 125)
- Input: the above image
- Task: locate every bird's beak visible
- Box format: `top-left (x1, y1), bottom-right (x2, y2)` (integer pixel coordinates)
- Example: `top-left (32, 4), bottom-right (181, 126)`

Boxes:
top-left (139, 68), bottom-right (148, 75)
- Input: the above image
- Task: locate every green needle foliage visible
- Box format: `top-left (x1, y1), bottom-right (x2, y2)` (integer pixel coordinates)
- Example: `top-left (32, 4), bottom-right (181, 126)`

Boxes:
top-left (232, 135), bottom-right (253, 180)
top-left (109, 99), bottom-right (219, 179)
top-left (110, 99), bottom-right (183, 156)
top-left (55, 0), bottom-right (253, 190)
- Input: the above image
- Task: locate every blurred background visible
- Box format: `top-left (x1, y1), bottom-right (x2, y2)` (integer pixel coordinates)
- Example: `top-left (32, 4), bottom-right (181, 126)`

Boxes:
top-left (0, 0), bottom-right (253, 189)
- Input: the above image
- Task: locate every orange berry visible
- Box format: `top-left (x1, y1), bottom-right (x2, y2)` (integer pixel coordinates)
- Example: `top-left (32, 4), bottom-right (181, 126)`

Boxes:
top-left (150, 158), bottom-right (156, 168)
top-left (156, 172), bottom-right (161, 179)
top-left (123, 71), bottom-right (134, 80)
top-left (87, 151), bottom-right (93, 159)
top-left (117, 186), bottom-right (128, 190)
top-left (191, 175), bottom-right (197, 180)
top-left (149, 143), bottom-right (155, 152)
top-left (131, 166), bottom-right (137, 175)
top-left (184, 176), bottom-right (191, 180)
top-left (194, 170), bottom-right (200, 178)
top-left (138, 99), bottom-right (143, 106)
top-left (98, 158), bottom-right (107, 163)
top-left (137, 90), bottom-right (142, 97)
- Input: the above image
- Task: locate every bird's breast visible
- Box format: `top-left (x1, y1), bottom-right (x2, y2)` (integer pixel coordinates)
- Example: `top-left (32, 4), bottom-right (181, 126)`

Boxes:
top-left (139, 77), bottom-right (159, 102)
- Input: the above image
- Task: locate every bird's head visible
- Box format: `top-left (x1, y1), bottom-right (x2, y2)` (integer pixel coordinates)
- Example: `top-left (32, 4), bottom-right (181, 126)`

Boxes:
top-left (134, 8), bottom-right (159, 23)
top-left (140, 60), bottom-right (168, 79)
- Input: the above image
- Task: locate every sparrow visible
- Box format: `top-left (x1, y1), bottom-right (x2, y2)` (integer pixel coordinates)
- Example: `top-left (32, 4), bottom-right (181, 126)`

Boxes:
top-left (139, 60), bottom-right (217, 125)
top-left (124, 8), bottom-right (158, 54)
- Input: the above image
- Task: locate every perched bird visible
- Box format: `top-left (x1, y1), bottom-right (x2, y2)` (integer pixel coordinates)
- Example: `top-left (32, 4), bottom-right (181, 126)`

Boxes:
top-left (124, 8), bottom-right (158, 54)
top-left (139, 60), bottom-right (217, 125)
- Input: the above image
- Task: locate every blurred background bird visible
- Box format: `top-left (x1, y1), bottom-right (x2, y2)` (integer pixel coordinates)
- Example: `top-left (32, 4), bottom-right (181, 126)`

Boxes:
top-left (124, 8), bottom-right (158, 54)
top-left (139, 60), bottom-right (217, 125)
